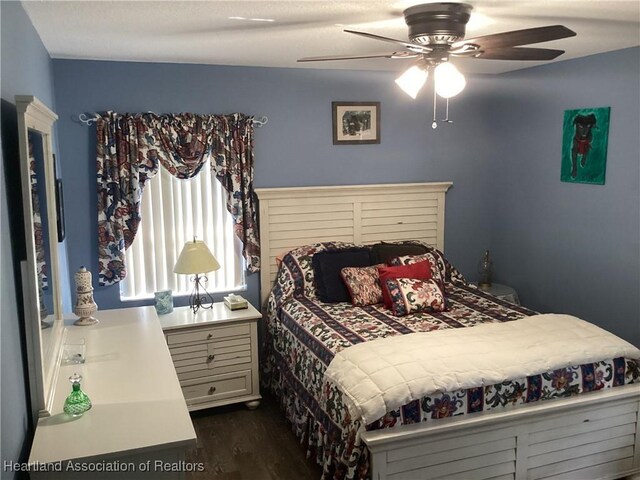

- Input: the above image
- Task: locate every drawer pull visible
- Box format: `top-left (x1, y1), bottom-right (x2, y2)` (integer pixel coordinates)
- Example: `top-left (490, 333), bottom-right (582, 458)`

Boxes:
top-left (207, 333), bottom-right (213, 339)
top-left (207, 354), bottom-right (215, 362)
top-left (208, 386), bottom-right (216, 395)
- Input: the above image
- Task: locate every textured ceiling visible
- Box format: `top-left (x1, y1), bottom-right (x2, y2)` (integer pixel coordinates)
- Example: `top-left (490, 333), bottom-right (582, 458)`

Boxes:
top-left (23, 1), bottom-right (640, 75)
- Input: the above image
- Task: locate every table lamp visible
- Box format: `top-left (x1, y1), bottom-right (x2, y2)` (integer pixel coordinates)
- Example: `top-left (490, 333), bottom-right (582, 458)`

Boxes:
top-left (174, 238), bottom-right (220, 313)
top-left (477, 249), bottom-right (493, 289)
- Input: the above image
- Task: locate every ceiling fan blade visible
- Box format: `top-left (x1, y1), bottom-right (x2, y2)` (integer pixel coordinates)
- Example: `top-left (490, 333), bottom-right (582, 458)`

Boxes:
top-left (466, 47), bottom-right (566, 61)
top-left (298, 51), bottom-right (417, 62)
top-left (454, 25), bottom-right (576, 50)
top-left (344, 29), bottom-right (429, 53)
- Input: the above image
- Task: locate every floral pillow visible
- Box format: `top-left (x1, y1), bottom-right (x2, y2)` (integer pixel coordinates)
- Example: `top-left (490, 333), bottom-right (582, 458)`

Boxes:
top-left (384, 277), bottom-right (447, 316)
top-left (341, 265), bottom-right (385, 306)
top-left (377, 260), bottom-right (432, 308)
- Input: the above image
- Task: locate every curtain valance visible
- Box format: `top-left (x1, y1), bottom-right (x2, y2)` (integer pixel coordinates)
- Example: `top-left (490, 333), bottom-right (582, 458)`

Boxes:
top-left (96, 112), bottom-right (259, 287)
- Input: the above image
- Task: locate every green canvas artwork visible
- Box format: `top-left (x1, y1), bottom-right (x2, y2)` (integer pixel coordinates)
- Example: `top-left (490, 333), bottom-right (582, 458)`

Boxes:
top-left (561, 106), bottom-right (610, 185)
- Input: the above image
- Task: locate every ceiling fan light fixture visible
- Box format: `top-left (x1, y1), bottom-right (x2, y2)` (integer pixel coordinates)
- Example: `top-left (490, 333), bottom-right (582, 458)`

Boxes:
top-left (434, 62), bottom-right (466, 98)
top-left (395, 64), bottom-right (429, 99)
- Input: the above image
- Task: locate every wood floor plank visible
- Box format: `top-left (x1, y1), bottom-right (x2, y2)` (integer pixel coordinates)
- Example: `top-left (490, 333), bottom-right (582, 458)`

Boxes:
top-left (186, 394), bottom-right (322, 480)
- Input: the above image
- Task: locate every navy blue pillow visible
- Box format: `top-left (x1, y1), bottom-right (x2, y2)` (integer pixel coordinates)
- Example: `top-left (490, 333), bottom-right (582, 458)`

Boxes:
top-left (370, 241), bottom-right (429, 265)
top-left (312, 248), bottom-right (372, 303)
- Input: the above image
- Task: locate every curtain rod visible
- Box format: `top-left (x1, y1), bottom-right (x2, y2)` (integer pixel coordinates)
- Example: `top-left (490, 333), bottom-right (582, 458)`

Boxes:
top-left (76, 113), bottom-right (268, 128)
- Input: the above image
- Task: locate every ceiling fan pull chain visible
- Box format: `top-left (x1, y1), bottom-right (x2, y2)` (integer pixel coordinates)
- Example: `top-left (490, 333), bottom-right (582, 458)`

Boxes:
top-left (445, 97), bottom-right (450, 123)
top-left (441, 97), bottom-right (453, 124)
top-left (432, 83), bottom-right (438, 129)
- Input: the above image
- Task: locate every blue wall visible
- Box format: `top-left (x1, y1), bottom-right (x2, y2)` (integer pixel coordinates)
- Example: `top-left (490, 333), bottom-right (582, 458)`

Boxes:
top-left (488, 47), bottom-right (640, 346)
top-left (52, 60), bottom-right (501, 310)
top-left (50, 49), bottom-right (639, 346)
top-left (0, 2), bottom-right (57, 477)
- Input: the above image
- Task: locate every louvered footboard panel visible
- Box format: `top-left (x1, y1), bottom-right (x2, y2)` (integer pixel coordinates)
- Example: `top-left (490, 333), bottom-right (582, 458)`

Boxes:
top-left (525, 400), bottom-right (638, 480)
top-left (386, 426), bottom-right (517, 480)
top-left (363, 385), bottom-right (640, 480)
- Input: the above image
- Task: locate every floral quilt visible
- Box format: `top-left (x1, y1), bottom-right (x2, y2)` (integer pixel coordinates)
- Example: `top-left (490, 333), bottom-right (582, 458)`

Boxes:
top-left (261, 242), bottom-right (639, 480)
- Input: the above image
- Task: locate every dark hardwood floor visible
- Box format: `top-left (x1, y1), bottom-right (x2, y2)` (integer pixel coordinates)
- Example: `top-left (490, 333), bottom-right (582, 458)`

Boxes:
top-left (186, 393), bottom-right (323, 480)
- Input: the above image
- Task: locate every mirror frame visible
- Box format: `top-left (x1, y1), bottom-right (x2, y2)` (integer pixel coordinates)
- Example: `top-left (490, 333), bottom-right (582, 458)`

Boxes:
top-left (16, 95), bottom-right (63, 419)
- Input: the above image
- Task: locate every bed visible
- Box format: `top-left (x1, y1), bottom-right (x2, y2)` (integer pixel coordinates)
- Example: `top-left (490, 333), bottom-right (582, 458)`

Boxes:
top-left (255, 183), bottom-right (640, 480)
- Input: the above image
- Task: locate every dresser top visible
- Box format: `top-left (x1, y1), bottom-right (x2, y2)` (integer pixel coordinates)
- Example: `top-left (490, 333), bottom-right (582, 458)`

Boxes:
top-left (158, 302), bottom-right (262, 331)
top-left (29, 306), bottom-right (196, 464)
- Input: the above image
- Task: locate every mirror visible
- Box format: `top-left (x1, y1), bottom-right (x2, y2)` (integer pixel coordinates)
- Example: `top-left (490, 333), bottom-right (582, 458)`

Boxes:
top-left (29, 130), bottom-right (55, 323)
top-left (16, 96), bottom-right (63, 419)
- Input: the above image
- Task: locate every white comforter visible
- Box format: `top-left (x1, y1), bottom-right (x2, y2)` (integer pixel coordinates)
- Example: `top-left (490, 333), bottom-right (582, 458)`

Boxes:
top-left (323, 314), bottom-right (640, 424)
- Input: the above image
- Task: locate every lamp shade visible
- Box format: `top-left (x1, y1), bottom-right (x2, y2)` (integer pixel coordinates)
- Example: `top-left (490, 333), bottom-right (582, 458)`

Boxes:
top-left (434, 62), bottom-right (466, 98)
top-left (395, 64), bottom-right (428, 99)
top-left (173, 240), bottom-right (220, 275)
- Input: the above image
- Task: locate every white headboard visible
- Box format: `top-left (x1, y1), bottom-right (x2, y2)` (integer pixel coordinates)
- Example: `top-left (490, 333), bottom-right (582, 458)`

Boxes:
top-left (255, 182), bottom-right (453, 304)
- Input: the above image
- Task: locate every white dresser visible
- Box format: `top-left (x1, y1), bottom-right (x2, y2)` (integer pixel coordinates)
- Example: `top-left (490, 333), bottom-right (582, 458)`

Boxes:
top-left (158, 303), bottom-right (262, 411)
top-left (28, 307), bottom-right (197, 479)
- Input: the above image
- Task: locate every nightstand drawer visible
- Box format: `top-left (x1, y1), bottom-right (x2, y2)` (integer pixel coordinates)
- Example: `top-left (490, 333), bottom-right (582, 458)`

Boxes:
top-left (169, 337), bottom-right (250, 360)
top-left (177, 362), bottom-right (252, 382)
top-left (166, 323), bottom-right (250, 345)
top-left (181, 370), bottom-right (252, 405)
top-left (169, 343), bottom-right (208, 362)
top-left (173, 346), bottom-right (251, 369)
top-left (175, 353), bottom-right (251, 373)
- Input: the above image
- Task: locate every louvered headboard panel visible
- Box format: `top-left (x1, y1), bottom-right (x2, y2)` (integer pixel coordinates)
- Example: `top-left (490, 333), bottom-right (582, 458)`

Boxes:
top-left (255, 182), bottom-right (453, 304)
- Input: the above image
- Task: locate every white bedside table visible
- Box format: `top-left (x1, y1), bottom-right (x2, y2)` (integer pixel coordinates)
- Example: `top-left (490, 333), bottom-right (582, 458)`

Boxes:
top-left (476, 283), bottom-right (520, 305)
top-left (158, 302), bottom-right (262, 411)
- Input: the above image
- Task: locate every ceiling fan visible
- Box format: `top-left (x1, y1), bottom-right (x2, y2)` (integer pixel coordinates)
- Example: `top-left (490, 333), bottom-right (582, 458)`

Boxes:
top-left (299, 3), bottom-right (576, 127)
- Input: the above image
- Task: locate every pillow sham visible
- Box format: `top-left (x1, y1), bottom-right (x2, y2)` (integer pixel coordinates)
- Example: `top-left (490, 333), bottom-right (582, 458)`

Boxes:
top-left (341, 264), bottom-right (385, 306)
top-left (377, 260), bottom-right (432, 308)
top-left (389, 252), bottom-right (445, 284)
top-left (279, 242), bottom-right (360, 300)
top-left (370, 241), bottom-right (429, 265)
top-left (384, 277), bottom-right (447, 316)
top-left (275, 250), bottom-right (290, 267)
top-left (312, 248), bottom-right (372, 303)
top-left (389, 247), bottom-right (467, 284)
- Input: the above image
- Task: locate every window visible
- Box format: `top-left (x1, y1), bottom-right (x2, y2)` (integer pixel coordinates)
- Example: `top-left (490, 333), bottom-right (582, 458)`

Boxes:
top-left (120, 158), bottom-right (245, 300)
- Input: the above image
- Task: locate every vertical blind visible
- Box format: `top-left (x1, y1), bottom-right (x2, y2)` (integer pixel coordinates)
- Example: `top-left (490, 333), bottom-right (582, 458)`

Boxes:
top-left (120, 158), bottom-right (245, 299)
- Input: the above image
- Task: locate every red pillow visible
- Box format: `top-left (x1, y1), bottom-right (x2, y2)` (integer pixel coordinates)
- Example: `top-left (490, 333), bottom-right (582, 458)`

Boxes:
top-left (377, 260), bottom-right (432, 308)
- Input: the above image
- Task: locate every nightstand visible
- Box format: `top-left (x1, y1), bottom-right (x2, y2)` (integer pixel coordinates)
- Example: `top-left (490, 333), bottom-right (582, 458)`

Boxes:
top-left (476, 283), bottom-right (520, 305)
top-left (158, 302), bottom-right (262, 411)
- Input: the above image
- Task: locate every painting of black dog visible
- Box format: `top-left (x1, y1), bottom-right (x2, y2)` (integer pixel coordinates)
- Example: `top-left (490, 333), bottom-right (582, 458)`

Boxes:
top-left (570, 113), bottom-right (597, 178)
top-left (561, 107), bottom-right (610, 185)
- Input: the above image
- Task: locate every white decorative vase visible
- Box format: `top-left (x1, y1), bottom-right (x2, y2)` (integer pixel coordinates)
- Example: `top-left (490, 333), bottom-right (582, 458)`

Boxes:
top-left (73, 267), bottom-right (99, 326)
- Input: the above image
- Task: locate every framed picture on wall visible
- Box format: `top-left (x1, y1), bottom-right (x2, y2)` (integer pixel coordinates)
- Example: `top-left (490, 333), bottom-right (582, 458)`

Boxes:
top-left (53, 155), bottom-right (65, 241)
top-left (560, 106), bottom-right (610, 185)
top-left (55, 179), bottom-right (65, 242)
top-left (332, 102), bottom-right (380, 145)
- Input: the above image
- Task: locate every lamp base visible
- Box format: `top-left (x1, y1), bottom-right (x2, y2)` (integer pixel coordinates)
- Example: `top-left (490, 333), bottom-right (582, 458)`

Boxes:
top-left (189, 274), bottom-right (215, 314)
top-left (74, 316), bottom-right (99, 326)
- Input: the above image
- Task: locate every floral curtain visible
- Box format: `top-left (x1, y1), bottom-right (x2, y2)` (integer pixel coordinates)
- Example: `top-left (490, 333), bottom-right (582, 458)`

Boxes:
top-left (211, 114), bottom-right (260, 272)
top-left (96, 112), bottom-right (259, 287)
top-left (96, 113), bottom-right (159, 286)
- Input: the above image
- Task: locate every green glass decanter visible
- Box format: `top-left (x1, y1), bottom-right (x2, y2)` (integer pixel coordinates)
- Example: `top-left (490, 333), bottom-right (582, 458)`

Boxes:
top-left (63, 373), bottom-right (92, 416)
